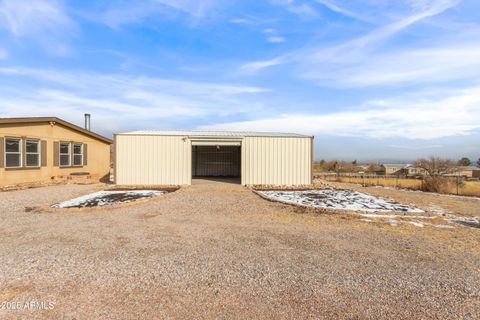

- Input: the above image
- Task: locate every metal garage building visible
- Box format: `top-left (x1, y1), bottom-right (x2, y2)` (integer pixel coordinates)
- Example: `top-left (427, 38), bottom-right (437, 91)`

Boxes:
top-left (114, 131), bottom-right (313, 186)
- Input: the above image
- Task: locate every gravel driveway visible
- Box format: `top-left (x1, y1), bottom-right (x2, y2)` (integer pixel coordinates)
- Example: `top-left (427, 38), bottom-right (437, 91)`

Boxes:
top-left (0, 179), bottom-right (479, 319)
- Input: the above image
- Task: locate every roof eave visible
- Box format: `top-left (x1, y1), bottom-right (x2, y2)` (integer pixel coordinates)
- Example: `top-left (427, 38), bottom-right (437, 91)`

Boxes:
top-left (0, 117), bottom-right (112, 144)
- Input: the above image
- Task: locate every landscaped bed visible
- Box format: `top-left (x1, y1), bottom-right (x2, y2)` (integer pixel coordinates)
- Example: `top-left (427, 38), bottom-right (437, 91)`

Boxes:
top-left (257, 189), bottom-right (424, 213)
top-left (52, 190), bottom-right (168, 208)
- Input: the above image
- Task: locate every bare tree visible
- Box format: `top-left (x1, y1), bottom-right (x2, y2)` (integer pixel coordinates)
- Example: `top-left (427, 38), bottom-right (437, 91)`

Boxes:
top-left (414, 157), bottom-right (456, 193)
top-left (413, 156), bottom-right (454, 176)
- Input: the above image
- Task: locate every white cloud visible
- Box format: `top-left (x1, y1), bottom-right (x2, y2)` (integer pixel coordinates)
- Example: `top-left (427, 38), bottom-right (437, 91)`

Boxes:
top-left (262, 29), bottom-right (287, 43)
top-left (0, 0), bottom-right (74, 36)
top-left (199, 85), bottom-right (480, 140)
top-left (240, 0), bottom-right (462, 78)
top-left (153, 0), bottom-right (217, 17)
top-left (231, 18), bottom-right (251, 24)
top-left (0, 67), bottom-right (268, 133)
top-left (267, 36), bottom-right (286, 43)
top-left (387, 144), bottom-right (443, 150)
top-left (272, 0), bottom-right (318, 17)
top-left (313, 0), bottom-right (372, 22)
top-left (304, 45), bottom-right (480, 87)
top-left (100, 0), bottom-right (220, 28)
top-left (288, 3), bottom-right (318, 17)
top-left (239, 55), bottom-right (289, 74)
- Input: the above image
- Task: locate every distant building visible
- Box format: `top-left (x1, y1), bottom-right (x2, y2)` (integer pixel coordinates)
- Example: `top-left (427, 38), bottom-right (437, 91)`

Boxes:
top-left (381, 164), bottom-right (427, 176)
top-left (382, 164), bottom-right (410, 175)
top-left (405, 165), bottom-right (427, 177)
top-left (453, 166), bottom-right (480, 178)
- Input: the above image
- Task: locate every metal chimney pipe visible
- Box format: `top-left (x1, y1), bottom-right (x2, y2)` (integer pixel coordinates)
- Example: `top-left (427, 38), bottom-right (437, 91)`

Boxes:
top-left (84, 113), bottom-right (91, 131)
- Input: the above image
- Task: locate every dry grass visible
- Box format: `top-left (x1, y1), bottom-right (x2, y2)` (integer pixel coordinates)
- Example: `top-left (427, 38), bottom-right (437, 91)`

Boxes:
top-left (462, 181), bottom-right (480, 196)
top-left (320, 176), bottom-right (480, 197)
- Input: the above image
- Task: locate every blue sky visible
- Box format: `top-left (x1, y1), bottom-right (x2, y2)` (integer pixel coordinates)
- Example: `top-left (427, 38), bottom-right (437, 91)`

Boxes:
top-left (0, 0), bottom-right (479, 161)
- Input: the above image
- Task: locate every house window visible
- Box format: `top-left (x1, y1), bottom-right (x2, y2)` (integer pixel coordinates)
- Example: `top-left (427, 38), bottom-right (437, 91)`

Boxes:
top-left (5, 138), bottom-right (22, 168)
top-left (25, 139), bottom-right (40, 167)
top-left (59, 142), bottom-right (71, 167)
top-left (73, 143), bottom-right (83, 166)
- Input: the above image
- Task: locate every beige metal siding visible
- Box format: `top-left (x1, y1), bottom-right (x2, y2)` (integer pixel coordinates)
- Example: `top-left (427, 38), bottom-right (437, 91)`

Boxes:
top-left (242, 137), bottom-right (312, 186)
top-left (115, 135), bottom-right (191, 185)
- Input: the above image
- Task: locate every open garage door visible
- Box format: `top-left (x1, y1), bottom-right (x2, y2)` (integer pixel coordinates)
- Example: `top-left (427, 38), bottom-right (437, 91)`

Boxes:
top-left (192, 145), bottom-right (241, 177)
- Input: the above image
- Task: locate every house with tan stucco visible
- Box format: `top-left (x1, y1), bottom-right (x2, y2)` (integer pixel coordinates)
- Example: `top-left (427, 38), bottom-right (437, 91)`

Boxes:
top-left (0, 116), bottom-right (112, 187)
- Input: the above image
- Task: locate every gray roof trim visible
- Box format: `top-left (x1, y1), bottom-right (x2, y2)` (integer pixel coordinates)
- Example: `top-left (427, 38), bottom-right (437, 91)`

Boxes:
top-left (117, 130), bottom-right (312, 138)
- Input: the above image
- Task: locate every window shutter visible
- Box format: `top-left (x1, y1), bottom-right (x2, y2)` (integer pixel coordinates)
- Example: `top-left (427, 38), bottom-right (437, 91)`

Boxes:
top-left (41, 140), bottom-right (47, 167)
top-left (53, 141), bottom-right (59, 166)
top-left (22, 138), bottom-right (26, 167)
top-left (83, 144), bottom-right (88, 165)
top-left (0, 137), bottom-right (4, 168)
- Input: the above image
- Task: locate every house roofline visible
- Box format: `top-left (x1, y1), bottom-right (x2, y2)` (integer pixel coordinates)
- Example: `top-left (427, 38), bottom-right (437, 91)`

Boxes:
top-left (0, 117), bottom-right (113, 144)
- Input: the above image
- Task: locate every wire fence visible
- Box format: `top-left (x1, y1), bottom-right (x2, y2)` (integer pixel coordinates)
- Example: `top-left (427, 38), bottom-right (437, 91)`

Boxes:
top-left (314, 173), bottom-right (480, 197)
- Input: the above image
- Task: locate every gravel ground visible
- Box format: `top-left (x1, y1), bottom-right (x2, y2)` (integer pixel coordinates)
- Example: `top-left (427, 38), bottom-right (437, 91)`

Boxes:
top-left (0, 179), bottom-right (479, 319)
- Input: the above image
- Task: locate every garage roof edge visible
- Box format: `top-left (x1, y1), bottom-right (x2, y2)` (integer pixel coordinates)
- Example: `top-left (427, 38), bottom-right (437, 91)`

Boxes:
top-left (117, 130), bottom-right (312, 138)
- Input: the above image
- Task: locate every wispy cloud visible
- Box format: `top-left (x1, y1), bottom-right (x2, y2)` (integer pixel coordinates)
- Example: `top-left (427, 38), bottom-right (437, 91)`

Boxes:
top-left (0, 0), bottom-right (76, 55)
top-left (0, 0), bottom-right (74, 36)
top-left (271, 0), bottom-right (318, 17)
top-left (263, 28), bottom-right (287, 43)
top-left (267, 36), bottom-right (286, 43)
top-left (387, 144), bottom-right (443, 150)
top-left (200, 85), bottom-right (480, 140)
top-left (313, 0), bottom-right (372, 22)
top-left (240, 0), bottom-right (462, 77)
top-left (287, 3), bottom-right (318, 17)
top-left (238, 55), bottom-right (289, 74)
top-left (305, 44), bottom-right (480, 87)
top-left (0, 67), bottom-right (268, 133)
top-left (99, 0), bottom-right (220, 28)
top-left (230, 18), bottom-right (252, 24)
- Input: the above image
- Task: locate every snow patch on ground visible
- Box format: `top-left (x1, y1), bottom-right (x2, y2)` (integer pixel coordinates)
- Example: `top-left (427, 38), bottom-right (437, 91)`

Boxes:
top-left (408, 221), bottom-right (425, 228)
top-left (258, 189), bottom-right (424, 213)
top-left (432, 224), bottom-right (454, 229)
top-left (387, 219), bottom-right (399, 226)
top-left (52, 190), bottom-right (166, 208)
top-left (360, 214), bottom-right (401, 219)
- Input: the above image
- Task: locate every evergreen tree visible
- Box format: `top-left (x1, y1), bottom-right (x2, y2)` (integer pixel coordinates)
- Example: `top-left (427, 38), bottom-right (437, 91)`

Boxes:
top-left (457, 157), bottom-right (472, 166)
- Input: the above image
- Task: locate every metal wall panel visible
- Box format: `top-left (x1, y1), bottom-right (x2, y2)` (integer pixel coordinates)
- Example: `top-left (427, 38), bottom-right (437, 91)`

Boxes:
top-left (192, 146), bottom-right (241, 177)
top-left (242, 137), bottom-right (312, 186)
top-left (115, 134), bottom-right (191, 185)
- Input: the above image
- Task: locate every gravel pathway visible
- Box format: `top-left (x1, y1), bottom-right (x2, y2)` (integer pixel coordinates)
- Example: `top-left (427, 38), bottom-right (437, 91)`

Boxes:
top-left (0, 179), bottom-right (479, 319)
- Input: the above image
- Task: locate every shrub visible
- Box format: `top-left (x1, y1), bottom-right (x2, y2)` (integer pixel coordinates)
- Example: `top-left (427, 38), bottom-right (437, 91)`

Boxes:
top-left (421, 176), bottom-right (456, 193)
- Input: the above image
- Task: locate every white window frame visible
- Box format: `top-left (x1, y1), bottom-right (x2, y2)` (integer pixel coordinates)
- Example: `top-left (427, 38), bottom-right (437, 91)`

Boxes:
top-left (4, 137), bottom-right (22, 168)
top-left (25, 139), bottom-right (41, 168)
top-left (72, 143), bottom-right (83, 166)
top-left (59, 141), bottom-right (71, 167)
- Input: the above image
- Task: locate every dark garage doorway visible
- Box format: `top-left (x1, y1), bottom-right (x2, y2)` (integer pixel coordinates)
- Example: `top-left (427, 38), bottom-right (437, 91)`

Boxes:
top-left (192, 145), bottom-right (241, 178)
